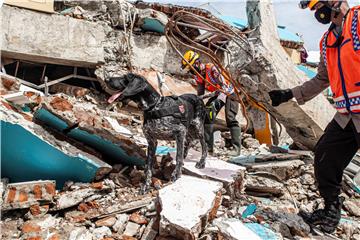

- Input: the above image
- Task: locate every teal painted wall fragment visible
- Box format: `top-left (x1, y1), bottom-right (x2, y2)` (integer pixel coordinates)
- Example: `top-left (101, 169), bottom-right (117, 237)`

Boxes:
top-left (1, 121), bottom-right (102, 189)
top-left (141, 18), bottom-right (165, 33)
top-left (34, 109), bottom-right (145, 167)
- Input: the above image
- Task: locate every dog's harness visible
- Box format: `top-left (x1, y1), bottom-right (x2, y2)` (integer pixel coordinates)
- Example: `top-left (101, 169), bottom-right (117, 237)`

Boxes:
top-left (144, 96), bottom-right (187, 122)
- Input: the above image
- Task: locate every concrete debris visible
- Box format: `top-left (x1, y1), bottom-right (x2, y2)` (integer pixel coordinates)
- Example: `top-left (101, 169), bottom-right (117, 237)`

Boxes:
top-left (343, 199), bottom-right (360, 217)
top-left (55, 186), bottom-right (109, 210)
top-left (2, 180), bottom-right (56, 211)
top-left (214, 217), bottom-right (262, 240)
top-left (69, 227), bottom-right (93, 240)
top-left (1, 5), bottom-right (105, 67)
top-left (112, 214), bottom-right (129, 233)
top-left (39, 94), bottom-right (146, 166)
top-left (176, 149), bottom-right (246, 197)
top-left (245, 175), bottom-right (284, 196)
top-left (158, 176), bottom-right (223, 239)
top-left (140, 218), bottom-right (157, 240)
top-left (1, 1), bottom-right (360, 240)
top-left (124, 221), bottom-right (141, 237)
top-left (92, 226), bottom-right (112, 239)
top-left (246, 160), bottom-right (305, 181)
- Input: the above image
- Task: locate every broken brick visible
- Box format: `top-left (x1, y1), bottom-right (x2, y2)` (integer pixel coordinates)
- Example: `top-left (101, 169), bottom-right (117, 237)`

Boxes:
top-left (78, 203), bottom-right (90, 212)
top-left (21, 222), bottom-right (41, 233)
top-left (6, 187), bottom-right (16, 203)
top-left (95, 217), bottom-right (116, 227)
top-left (45, 183), bottom-right (56, 195)
top-left (30, 205), bottom-right (41, 216)
top-left (29, 204), bottom-right (49, 217)
top-left (48, 233), bottom-right (61, 240)
top-left (19, 190), bottom-right (28, 202)
top-left (95, 217), bottom-right (117, 227)
top-left (91, 182), bottom-right (104, 190)
top-left (33, 185), bottom-right (42, 199)
top-left (2, 78), bottom-right (16, 90)
top-left (26, 237), bottom-right (43, 240)
top-left (129, 212), bottom-right (148, 225)
top-left (50, 96), bottom-right (73, 111)
top-left (122, 236), bottom-right (137, 240)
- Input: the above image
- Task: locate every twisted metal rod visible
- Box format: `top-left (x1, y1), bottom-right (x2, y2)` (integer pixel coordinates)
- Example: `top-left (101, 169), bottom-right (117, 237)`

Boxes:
top-left (165, 10), bottom-right (282, 135)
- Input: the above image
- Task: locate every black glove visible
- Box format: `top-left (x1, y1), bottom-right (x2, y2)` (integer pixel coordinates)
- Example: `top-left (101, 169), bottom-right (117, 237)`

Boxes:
top-left (268, 89), bottom-right (293, 107)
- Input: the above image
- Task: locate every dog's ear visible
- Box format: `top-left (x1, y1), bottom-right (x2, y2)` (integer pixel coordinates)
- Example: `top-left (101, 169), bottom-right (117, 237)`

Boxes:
top-left (121, 74), bottom-right (148, 98)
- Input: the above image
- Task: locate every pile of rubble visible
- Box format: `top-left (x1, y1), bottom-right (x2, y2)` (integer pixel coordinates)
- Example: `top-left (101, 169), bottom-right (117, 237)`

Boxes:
top-left (1, 1), bottom-right (360, 240)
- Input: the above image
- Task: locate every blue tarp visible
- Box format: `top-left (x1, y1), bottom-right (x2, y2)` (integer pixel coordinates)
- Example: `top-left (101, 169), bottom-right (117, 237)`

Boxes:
top-left (296, 65), bottom-right (317, 79)
top-left (219, 15), bottom-right (303, 44)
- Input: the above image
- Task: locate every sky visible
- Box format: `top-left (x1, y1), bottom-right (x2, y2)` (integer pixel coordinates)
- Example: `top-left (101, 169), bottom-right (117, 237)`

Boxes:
top-left (144, 0), bottom-right (360, 51)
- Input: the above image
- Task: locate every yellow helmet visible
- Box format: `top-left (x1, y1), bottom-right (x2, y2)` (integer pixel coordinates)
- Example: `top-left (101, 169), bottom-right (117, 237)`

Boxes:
top-left (181, 50), bottom-right (199, 70)
top-left (299, 0), bottom-right (320, 10)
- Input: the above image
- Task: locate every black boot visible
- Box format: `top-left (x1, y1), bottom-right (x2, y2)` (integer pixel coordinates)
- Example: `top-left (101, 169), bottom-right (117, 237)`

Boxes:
top-left (229, 126), bottom-right (241, 156)
top-left (299, 197), bottom-right (344, 233)
top-left (204, 124), bottom-right (214, 155)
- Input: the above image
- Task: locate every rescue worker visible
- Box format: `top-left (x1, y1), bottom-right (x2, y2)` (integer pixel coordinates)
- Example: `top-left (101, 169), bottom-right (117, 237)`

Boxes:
top-left (269, 0), bottom-right (360, 233)
top-left (181, 50), bottom-right (241, 156)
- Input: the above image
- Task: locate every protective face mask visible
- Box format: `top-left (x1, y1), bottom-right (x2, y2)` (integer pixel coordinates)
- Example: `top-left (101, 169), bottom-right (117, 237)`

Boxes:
top-left (315, 5), bottom-right (332, 24)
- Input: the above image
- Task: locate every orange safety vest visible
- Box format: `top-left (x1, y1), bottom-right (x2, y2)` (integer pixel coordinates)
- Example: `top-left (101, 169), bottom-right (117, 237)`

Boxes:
top-left (195, 63), bottom-right (233, 93)
top-left (320, 6), bottom-right (360, 114)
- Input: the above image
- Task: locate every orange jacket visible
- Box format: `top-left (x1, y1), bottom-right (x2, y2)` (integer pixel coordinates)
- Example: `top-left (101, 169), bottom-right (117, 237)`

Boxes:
top-left (320, 6), bottom-right (360, 114)
top-left (195, 63), bottom-right (233, 93)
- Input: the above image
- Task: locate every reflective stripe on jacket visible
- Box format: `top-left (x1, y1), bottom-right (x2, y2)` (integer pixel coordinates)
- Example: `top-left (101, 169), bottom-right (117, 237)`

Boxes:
top-left (320, 6), bottom-right (360, 114)
top-left (196, 63), bottom-right (234, 94)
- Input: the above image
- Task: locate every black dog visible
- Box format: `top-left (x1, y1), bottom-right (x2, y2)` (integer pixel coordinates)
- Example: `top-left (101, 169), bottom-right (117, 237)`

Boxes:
top-left (107, 73), bottom-right (207, 193)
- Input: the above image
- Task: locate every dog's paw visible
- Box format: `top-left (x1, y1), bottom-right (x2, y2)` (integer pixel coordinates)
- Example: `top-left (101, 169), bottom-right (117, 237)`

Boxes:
top-left (195, 161), bottom-right (205, 169)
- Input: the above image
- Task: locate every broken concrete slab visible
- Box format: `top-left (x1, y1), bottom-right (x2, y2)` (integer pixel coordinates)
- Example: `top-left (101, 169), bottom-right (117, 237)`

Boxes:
top-left (2, 180), bottom-right (56, 211)
top-left (245, 160), bottom-right (305, 181)
top-left (158, 175), bottom-right (223, 239)
top-left (0, 100), bottom-right (111, 189)
top-left (245, 175), bottom-right (283, 196)
top-left (213, 218), bottom-right (262, 240)
top-left (176, 149), bottom-right (245, 198)
top-left (36, 94), bottom-right (146, 166)
top-left (1, 5), bottom-right (105, 67)
top-left (55, 186), bottom-right (109, 210)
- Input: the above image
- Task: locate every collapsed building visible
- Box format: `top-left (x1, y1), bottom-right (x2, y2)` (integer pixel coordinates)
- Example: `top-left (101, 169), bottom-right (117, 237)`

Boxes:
top-left (1, 0), bottom-right (360, 240)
